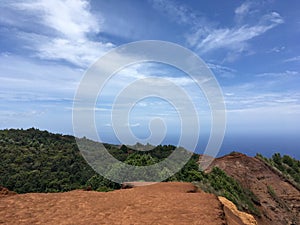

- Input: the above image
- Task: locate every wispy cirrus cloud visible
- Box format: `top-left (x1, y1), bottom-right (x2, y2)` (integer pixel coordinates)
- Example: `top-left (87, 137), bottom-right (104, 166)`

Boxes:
top-left (191, 12), bottom-right (284, 61)
top-left (0, 54), bottom-right (81, 103)
top-left (207, 62), bottom-right (236, 78)
top-left (151, 0), bottom-right (284, 61)
top-left (225, 92), bottom-right (300, 110)
top-left (235, 2), bottom-right (252, 16)
top-left (284, 55), bottom-right (300, 63)
top-left (267, 46), bottom-right (285, 53)
top-left (222, 69), bottom-right (300, 113)
top-left (151, 0), bottom-right (201, 26)
top-left (234, 1), bottom-right (255, 24)
top-left (256, 70), bottom-right (299, 78)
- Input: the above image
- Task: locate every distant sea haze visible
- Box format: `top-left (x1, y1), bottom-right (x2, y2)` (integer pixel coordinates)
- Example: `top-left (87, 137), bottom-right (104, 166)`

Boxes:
top-left (100, 132), bottom-right (300, 159)
top-left (151, 133), bottom-right (300, 159)
top-left (199, 133), bottom-right (300, 159)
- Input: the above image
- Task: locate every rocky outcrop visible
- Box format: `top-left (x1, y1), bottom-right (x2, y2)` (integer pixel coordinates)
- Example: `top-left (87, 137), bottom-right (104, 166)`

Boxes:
top-left (219, 196), bottom-right (257, 225)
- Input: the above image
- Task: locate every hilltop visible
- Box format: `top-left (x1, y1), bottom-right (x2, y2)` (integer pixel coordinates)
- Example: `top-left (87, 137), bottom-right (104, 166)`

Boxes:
top-left (0, 128), bottom-right (299, 224)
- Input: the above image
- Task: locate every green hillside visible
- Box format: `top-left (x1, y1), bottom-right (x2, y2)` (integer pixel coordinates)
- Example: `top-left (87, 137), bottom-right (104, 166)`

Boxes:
top-left (0, 128), bottom-right (199, 193)
top-left (0, 128), bottom-right (96, 193)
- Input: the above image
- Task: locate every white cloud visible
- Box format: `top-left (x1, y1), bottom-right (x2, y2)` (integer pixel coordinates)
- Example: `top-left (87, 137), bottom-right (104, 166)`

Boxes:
top-left (152, 0), bottom-right (284, 61)
top-left (268, 46), bottom-right (285, 53)
top-left (12, 0), bottom-right (100, 40)
top-left (195, 12), bottom-right (284, 55)
top-left (97, 63), bottom-right (197, 100)
top-left (234, 1), bottom-right (261, 25)
top-left (151, 0), bottom-right (197, 26)
top-left (256, 70), bottom-right (299, 78)
top-left (130, 123), bottom-right (140, 127)
top-left (226, 103), bottom-right (300, 134)
top-left (284, 56), bottom-right (300, 63)
top-left (221, 69), bottom-right (300, 113)
top-left (35, 37), bottom-right (113, 68)
top-left (6, 0), bottom-right (114, 68)
top-left (69, 106), bottom-right (111, 112)
top-left (207, 63), bottom-right (236, 78)
top-left (235, 2), bottom-right (252, 16)
top-left (225, 92), bottom-right (300, 111)
top-left (0, 54), bottom-right (81, 102)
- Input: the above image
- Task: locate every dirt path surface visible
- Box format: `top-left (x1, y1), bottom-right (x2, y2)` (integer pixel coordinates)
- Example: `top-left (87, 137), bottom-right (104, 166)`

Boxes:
top-left (0, 182), bottom-right (227, 225)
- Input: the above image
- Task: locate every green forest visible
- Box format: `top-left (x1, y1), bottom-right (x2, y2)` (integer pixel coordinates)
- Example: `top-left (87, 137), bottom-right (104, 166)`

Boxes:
top-left (1, 128), bottom-right (299, 216)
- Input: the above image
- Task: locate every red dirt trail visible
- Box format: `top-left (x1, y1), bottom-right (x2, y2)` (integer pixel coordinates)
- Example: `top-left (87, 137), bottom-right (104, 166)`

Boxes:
top-left (0, 182), bottom-right (227, 225)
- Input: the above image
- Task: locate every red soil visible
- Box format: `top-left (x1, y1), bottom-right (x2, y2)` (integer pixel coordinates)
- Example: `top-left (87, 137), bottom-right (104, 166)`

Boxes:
top-left (0, 182), bottom-right (227, 225)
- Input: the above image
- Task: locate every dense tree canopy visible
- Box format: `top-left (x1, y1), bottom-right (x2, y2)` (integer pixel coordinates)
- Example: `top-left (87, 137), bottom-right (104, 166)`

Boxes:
top-left (0, 128), bottom-right (200, 192)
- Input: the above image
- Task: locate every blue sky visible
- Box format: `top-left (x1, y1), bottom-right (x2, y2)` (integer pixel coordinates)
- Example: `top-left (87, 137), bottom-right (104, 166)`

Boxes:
top-left (0, 0), bottom-right (299, 157)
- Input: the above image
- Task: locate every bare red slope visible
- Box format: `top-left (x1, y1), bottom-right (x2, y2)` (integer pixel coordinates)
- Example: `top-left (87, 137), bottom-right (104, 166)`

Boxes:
top-left (205, 153), bottom-right (300, 225)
